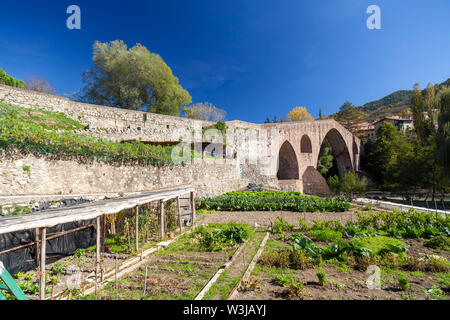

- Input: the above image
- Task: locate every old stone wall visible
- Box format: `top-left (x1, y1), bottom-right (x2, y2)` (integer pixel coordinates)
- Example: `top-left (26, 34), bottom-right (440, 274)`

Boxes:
top-left (0, 84), bottom-right (361, 196)
top-left (0, 150), bottom-right (246, 199)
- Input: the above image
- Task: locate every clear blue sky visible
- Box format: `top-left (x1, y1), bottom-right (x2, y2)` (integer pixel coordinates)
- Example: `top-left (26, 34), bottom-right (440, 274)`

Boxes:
top-left (1, 0), bottom-right (449, 123)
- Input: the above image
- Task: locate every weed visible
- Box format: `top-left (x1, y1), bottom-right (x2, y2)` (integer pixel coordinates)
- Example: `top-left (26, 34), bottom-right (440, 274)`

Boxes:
top-left (434, 272), bottom-right (450, 289)
top-left (51, 263), bottom-right (66, 275)
top-left (336, 263), bottom-right (351, 273)
top-left (286, 280), bottom-right (311, 299)
top-left (316, 269), bottom-right (327, 286)
top-left (272, 217), bottom-right (294, 235)
top-left (289, 250), bottom-right (313, 270)
top-left (424, 286), bottom-right (445, 300)
top-left (240, 278), bottom-right (263, 293)
top-left (397, 275), bottom-right (410, 290)
top-left (273, 274), bottom-right (294, 287)
top-left (424, 235), bottom-right (450, 251)
top-left (259, 249), bottom-right (290, 269)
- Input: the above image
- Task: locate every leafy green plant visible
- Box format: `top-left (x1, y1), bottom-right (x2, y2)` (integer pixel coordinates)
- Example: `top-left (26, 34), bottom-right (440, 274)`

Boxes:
top-left (273, 274), bottom-right (294, 287)
top-left (397, 275), bottom-right (410, 290)
top-left (18, 280), bottom-right (39, 295)
top-left (272, 217), bottom-right (294, 235)
top-left (316, 269), bottom-right (327, 286)
top-left (197, 191), bottom-right (350, 213)
top-left (310, 228), bottom-right (343, 242)
top-left (424, 285), bottom-right (445, 300)
top-left (424, 235), bottom-right (450, 250)
top-left (193, 223), bottom-right (250, 251)
top-left (51, 263), bottom-right (66, 275)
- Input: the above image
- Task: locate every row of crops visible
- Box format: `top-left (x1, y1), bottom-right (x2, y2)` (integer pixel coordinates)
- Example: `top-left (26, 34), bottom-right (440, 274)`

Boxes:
top-left (196, 191), bottom-right (351, 212)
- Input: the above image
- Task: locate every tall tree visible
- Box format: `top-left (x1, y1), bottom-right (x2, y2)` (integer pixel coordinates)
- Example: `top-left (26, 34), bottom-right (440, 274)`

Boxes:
top-left (411, 83), bottom-right (427, 142)
top-left (436, 88), bottom-right (450, 180)
top-left (183, 102), bottom-right (226, 121)
top-left (75, 40), bottom-right (192, 115)
top-left (285, 106), bottom-right (313, 122)
top-left (333, 101), bottom-right (365, 131)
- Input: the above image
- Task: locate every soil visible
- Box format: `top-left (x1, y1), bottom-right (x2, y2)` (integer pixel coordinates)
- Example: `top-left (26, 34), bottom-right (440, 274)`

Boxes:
top-left (197, 210), bottom-right (359, 227)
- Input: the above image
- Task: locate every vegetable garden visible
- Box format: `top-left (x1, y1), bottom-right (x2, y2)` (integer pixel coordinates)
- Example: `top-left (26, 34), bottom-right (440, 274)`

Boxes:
top-left (197, 191), bottom-right (351, 213)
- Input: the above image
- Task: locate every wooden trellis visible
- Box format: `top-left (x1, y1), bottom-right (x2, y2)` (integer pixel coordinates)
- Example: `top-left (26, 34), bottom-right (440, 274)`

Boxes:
top-left (0, 185), bottom-right (196, 300)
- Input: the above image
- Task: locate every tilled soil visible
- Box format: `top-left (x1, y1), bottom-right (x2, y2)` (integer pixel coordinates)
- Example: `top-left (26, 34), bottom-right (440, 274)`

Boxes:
top-left (197, 211), bottom-right (359, 227)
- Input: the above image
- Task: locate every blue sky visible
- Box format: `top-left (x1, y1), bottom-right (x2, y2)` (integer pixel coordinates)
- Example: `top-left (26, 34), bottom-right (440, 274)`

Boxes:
top-left (0, 0), bottom-right (449, 123)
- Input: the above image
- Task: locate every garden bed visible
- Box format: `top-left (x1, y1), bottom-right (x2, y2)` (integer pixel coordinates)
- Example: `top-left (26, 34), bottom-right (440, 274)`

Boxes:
top-left (233, 210), bottom-right (450, 300)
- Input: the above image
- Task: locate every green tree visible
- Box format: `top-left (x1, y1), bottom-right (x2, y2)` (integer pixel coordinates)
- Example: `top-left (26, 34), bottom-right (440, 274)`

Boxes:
top-left (411, 83), bottom-right (427, 142)
top-left (436, 88), bottom-right (450, 181)
top-left (333, 101), bottom-right (366, 131)
top-left (317, 140), bottom-right (336, 178)
top-left (76, 40), bottom-right (192, 115)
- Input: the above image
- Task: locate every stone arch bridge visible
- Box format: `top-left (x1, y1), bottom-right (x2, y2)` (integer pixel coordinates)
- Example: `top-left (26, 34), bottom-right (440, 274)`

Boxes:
top-left (225, 119), bottom-right (361, 196)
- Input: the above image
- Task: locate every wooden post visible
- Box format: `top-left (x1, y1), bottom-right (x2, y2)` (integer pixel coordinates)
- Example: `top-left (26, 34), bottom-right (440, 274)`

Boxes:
top-left (143, 264), bottom-right (149, 296)
top-left (35, 228), bottom-right (40, 269)
top-left (190, 191), bottom-right (196, 226)
top-left (160, 200), bottom-right (165, 239)
top-left (39, 227), bottom-right (47, 300)
top-left (177, 196), bottom-right (183, 233)
top-left (135, 206), bottom-right (139, 252)
top-left (101, 214), bottom-right (107, 252)
top-left (96, 216), bottom-right (101, 280)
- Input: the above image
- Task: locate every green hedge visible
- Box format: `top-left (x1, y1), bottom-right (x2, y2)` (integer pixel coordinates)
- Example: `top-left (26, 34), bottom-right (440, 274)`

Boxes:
top-left (0, 68), bottom-right (26, 88)
top-left (197, 191), bottom-right (351, 212)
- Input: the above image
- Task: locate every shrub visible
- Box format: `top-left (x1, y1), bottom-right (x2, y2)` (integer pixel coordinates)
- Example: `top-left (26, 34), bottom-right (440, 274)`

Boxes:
top-left (424, 235), bottom-right (450, 251)
top-left (272, 217), bottom-right (294, 235)
top-left (316, 269), bottom-right (327, 286)
top-left (397, 275), bottom-right (410, 290)
top-left (328, 172), bottom-right (367, 200)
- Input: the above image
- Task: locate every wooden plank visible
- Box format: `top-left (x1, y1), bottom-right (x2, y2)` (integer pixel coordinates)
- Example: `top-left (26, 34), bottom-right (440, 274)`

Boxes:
top-left (160, 200), bottom-right (165, 239)
top-left (190, 191), bottom-right (196, 225)
top-left (39, 228), bottom-right (47, 300)
top-left (135, 206), bottom-right (139, 252)
top-left (177, 196), bottom-right (182, 233)
top-left (35, 228), bottom-right (40, 269)
top-left (96, 217), bottom-right (101, 279)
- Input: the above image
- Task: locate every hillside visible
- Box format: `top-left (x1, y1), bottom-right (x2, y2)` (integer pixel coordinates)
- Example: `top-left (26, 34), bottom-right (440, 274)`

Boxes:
top-left (330, 78), bottom-right (450, 124)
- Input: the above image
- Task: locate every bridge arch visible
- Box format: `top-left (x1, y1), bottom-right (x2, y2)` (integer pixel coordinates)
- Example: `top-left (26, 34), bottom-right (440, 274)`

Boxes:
top-left (317, 128), bottom-right (352, 178)
top-left (277, 140), bottom-right (299, 180)
top-left (300, 135), bottom-right (312, 153)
